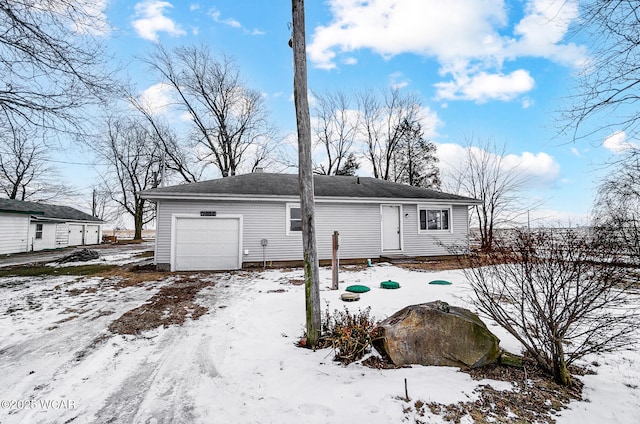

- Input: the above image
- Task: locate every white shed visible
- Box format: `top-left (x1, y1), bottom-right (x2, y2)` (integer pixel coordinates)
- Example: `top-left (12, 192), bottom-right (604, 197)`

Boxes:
top-left (0, 199), bottom-right (104, 254)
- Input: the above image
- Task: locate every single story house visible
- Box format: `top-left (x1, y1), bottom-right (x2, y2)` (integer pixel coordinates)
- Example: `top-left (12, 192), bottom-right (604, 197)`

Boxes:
top-left (140, 172), bottom-right (481, 272)
top-left (0, 198), bottom-right (104, 255)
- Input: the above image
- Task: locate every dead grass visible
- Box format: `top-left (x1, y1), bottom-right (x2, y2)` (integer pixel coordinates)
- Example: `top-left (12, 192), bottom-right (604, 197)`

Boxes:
top-left (406, 358), bottom-right (584, 424)
top-left (108, 277), bottom-right (213, 335)
top-left (0, 264), bottom-right (118, 278)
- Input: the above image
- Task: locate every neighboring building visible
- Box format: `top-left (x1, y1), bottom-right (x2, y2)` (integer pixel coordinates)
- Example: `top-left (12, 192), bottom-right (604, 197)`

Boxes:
top-left (0, 199), bottom-right (104, 255)
top-left (141, 173), bottom-right (481, 272)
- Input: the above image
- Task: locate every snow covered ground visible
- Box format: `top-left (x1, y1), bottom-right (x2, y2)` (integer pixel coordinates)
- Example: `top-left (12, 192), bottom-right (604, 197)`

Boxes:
top-left (0, 255), bottom-right (638, 423)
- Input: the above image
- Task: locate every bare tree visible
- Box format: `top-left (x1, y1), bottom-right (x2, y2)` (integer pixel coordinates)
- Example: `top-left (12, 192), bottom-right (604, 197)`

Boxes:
top-left (391, 118), bottom-right (441, 189)
top-left (562, 0), bottom-right (640, 141)
top-left (449, 138), bottom-right (527, 251)
top-left (89, 186), bottom-right (119, 222)
top-left (592, 151), bottom-right (640, 262)
top-left (312, 89), bottom-right (360, 175)
top-left (292, 0), bottom-right (321, 349)
top-left (357, 88), bottom-right (421, 180)
top-left (143, 45), bottom-right (278, 177)
top-left (127, 93), bottom-right (203, 184)
top-left (458, 227), bottom-right (639, 387)
top-left (96, 117), bottom-right (162, 240)
top-left (0, 0), bottom-right (112, 133)
top-left (0, 117), bottom-right (66, 200)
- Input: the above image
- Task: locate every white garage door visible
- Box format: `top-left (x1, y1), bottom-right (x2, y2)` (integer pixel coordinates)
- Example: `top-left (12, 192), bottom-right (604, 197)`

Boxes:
top-left (173, 216), bottom-right (242, 271)
top-left (68, 224), bottom-right (84, 246)
top-left (84, 225), bottom-right (100, 245)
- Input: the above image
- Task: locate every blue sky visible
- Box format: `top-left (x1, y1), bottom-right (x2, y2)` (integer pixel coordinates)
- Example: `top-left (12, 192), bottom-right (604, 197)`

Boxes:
top-left (58, 0), bottom-right (638, 226)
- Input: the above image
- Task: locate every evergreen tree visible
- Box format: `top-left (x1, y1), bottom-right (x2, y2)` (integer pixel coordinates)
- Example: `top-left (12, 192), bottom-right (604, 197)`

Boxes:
top-left (392, 119), bottom-right (441, 189)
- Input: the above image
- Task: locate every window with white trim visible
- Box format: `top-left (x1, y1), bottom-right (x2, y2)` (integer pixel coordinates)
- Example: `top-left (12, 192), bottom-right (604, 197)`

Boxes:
top-left (35, 223), bottom-right (43, 239)
top-left (419, 208), bottom-right (450, 231)
top-left (287, 204), bottom-right (302, 233)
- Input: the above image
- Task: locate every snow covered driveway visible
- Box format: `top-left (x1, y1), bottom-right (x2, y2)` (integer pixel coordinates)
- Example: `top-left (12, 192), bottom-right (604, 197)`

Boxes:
top-left (1, 260), bottom-right (638, 423)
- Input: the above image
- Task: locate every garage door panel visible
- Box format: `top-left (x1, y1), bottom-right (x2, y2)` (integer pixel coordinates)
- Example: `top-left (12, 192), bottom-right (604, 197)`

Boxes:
top-left (173, 217), bottom-right (241, 271)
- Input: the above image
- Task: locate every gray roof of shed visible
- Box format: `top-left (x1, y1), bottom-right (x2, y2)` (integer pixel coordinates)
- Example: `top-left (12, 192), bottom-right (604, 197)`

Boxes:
top-left (0, 198), bottom-right (103, 223)
top-left (141, 173), bottom-right (480, 203)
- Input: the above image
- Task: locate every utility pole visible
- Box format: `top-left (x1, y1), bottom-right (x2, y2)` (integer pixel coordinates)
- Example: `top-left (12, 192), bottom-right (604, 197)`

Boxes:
top-left (291, 0), bottom-right (321, 348)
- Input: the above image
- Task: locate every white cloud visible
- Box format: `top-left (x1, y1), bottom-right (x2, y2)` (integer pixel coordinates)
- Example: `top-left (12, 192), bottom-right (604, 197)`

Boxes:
top-left (603, 131), bottom-right (639, 153)
top-left (389, 72), bottom-right (410, 90)
top-left (69, 1), bottom-right (110, 36)
top-left (503, 151), bottom-right (560, 187)
top-left (137, 82), bottom-right (174, 115)
top-left (437, 143), bottom-right (560, 189)
top-left (308, 0), bottom-right (508, 70)
top-left (434, 69), bottom-right (535, 103)
top-left (209, 8), bottom-right (241, 28)
top-left (506, 0), bottom-right (585, 67)
top-left (308, 0), bottom-right (584, 103)
top-left (132, 1), bottom-right (186, 42)
top-left (418, 107), bottom-right (441, 140)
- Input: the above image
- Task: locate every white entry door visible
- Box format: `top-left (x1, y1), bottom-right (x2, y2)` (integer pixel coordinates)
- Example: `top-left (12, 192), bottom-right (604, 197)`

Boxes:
top-left (381, 205), bottom-right (401, 251)
top-left (173, 216), bottom-right (242, 271)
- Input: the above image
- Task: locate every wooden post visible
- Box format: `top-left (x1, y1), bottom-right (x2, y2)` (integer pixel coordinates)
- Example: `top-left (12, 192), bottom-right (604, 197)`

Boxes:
top-left (292, 0), bottom-right (321, 348)
top-left (332, 231), bottom-right (339, 290)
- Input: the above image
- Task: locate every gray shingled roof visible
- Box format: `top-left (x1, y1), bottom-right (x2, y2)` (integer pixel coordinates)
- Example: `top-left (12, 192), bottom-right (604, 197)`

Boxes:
top-left (0, 198), bottom-right (103, 223)
top-left (141, 173), bottom-right (480, 203)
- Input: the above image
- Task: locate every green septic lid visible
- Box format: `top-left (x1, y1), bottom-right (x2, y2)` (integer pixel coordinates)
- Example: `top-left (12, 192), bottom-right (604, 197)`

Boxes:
top-left (380, 280), bottom-right (400, 289)
top-left (345, 284), bottom-right (371, 293)
top-left (429, 280), bottom-right (452, 285)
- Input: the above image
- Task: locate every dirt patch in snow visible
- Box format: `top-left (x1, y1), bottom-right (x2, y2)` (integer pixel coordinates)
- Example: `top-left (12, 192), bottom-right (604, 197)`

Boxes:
top-left (108, 277), bottom-right (213, 335)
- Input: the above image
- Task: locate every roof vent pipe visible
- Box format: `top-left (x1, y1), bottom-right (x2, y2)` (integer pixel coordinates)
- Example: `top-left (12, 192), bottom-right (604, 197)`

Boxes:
top-left (254, 167), bottom-right (264, 173)
top-left (357, 177), bottom-right (360, 184)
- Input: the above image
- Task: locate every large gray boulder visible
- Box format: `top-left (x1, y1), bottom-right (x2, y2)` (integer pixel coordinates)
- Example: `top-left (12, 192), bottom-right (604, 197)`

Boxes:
top-left (373, 301), bottom-right (501, 368)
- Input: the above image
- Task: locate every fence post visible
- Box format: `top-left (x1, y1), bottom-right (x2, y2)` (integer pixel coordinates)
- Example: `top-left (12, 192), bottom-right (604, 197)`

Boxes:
top-left (332, 231), bottom-right (339, 290)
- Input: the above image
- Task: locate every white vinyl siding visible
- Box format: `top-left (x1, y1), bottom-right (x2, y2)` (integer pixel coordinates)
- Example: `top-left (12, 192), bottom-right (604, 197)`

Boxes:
top-left (30, 223), bottom-right (57, 251)
top-left (154, 199), bottom-right (471, 267)
top-left (403, 205), bottom-right (469, 256)
top-left (55, 223), bottom-right (69, 248)
top-left (0, 213), bottom-right (30, 254)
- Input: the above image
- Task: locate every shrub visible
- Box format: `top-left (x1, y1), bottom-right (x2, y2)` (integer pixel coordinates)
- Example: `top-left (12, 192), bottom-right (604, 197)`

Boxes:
top-left (459, 227), bottom-right (639, 387)
top-left (320, 306), bottom-right (379, 364)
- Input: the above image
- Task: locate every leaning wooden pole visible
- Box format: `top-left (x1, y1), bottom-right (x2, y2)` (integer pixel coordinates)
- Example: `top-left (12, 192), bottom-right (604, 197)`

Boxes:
top-left (291, 0), bottom-right (321, 348)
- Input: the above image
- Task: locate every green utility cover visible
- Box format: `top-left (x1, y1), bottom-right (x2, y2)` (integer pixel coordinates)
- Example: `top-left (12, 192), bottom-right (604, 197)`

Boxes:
top-left (429, 280), bottom-right (452, 285)
top-left (380, 280), bottom-right (400, 289)
top-left (345, 284), bottom-right (371, 293)
top-left (341, 292), bottom-right (360, 302)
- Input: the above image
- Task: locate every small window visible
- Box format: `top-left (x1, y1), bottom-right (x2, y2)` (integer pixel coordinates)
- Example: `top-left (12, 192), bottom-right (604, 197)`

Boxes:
top-left (419, 209), bottom-right (450, 231)
top-left (288, 205), bottom-right (302, 233)
top-left (35, 223), bottom-right (43, 239)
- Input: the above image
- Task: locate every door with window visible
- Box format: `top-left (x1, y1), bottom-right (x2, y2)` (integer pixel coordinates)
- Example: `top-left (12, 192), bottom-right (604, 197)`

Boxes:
top-left (381, 205), bottom-right (401, 251)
